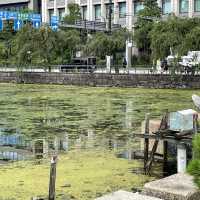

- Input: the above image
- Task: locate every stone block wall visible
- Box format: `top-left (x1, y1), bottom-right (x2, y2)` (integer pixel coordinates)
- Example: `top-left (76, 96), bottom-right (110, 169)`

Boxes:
top-left (0, 72), bottom-right (200, 88)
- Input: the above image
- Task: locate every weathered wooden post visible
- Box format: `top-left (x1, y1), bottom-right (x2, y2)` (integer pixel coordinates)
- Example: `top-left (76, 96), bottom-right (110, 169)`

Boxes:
top-left (163, 140), bottom-right (168, 176)
top-left (163, 111), bottom-right (169, 176)
top-left (49, 156), bottom-right (57, 200)
top-left (144, 113), bottom-right (150, 171)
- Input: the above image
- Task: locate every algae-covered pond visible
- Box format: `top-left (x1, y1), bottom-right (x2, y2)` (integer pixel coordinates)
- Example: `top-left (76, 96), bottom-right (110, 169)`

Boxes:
top-left (0, 83), bottom-right (198, 199)
top-left (0, 83), bottom-right (196, 139)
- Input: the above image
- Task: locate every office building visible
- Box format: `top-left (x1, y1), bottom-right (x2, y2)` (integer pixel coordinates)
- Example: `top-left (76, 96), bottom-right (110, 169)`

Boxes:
top-left (0, 0), bottom-right (41, 13)
top-left (41, 0), bottom-right (200, 30)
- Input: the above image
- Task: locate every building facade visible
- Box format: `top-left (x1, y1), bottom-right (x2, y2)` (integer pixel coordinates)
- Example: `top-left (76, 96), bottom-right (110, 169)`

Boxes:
top-left (0, 0), bottom-right (41, 13)
top-left (41, 0), bottom-right (200, 30)
top-left (1, 0), bottom-right (200, 30)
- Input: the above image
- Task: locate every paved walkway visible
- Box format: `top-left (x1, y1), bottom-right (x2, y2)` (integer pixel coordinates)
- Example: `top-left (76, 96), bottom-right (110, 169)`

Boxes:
top-left (95, 190), bottom-right (162, 200)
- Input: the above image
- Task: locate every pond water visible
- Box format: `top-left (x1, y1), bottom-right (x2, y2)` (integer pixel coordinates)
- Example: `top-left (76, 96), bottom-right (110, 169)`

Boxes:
top-left (0, 83), bottom-right (197, 160)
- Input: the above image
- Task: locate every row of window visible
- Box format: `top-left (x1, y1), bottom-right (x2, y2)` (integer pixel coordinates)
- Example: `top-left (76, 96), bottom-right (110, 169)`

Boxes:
top-left (47, 0), bottom-right (200, 22)
top-left (49, 8), bottom-right (65, 21)
top-left (82, 0), bottom-right (200, 20)
top-left (83, 2), bottom-right (144, 20)
top-left (0, 5), bottom-right (28, 12)
top-left (163, 0), bottom-right (200, 14)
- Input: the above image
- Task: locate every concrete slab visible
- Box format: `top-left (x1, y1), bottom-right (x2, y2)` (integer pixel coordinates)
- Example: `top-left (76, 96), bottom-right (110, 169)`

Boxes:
top-left (143, 173), bottom-right (200, 200)
top-left (95, 190), bottom-right (163, 200)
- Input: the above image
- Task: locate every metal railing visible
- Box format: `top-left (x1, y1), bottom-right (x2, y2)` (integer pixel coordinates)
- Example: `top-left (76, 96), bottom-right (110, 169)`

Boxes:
top-left (0, 64), bottom-right (200, 75)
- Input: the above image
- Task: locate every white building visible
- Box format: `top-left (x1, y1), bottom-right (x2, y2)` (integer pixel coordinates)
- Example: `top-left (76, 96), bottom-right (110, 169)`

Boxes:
top-left (0, 0), bottom-right (41, 13)
top-left (42, 0), bottom-right (200, 30)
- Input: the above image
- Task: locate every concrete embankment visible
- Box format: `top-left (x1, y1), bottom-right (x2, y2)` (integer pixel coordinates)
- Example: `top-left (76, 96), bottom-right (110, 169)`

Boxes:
top-left (0, 71), bottom-right (200, 88)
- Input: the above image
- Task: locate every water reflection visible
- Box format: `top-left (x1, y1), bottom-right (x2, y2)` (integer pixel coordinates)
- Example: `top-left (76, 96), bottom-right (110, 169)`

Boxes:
top-left (0, 85), bottom-right (195, 162)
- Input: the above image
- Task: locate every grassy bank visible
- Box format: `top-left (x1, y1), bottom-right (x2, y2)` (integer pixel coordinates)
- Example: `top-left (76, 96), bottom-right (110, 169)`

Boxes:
top-left (0, 150), bottom-right (153, 200)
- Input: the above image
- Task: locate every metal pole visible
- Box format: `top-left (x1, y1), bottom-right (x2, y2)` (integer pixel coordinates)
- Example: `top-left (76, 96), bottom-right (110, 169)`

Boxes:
top-left (49, 156), bottom-right (57, 200)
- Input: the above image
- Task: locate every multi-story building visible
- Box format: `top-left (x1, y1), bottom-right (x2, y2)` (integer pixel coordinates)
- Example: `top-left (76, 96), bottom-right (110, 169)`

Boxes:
top-left (42, 0), bottom-right (200, 30)
top-left (1, 1), bottom-right (200, 30)
top-left (0, 0), bottom-right (41, 13)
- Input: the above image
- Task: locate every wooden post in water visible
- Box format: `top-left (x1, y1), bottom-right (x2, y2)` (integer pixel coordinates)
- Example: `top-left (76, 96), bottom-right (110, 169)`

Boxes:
top-left (49, 156), bottom-right (57, 200)
top-left (144, 113), bottom-right (150, 172)
top-left (163, 141), bottom-right (168, 176)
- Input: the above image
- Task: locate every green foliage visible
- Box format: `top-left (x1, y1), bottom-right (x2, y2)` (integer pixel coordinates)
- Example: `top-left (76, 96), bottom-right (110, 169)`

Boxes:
top-left (54, 29), bottom-right (81, 63)
top-left (63, 3), bottom-right (81, 24)
top-left (0, 26), bottom-right (15, 65)
top-left (6, 24), bottom-right (81, 70)
top-left (150, 17), bottom-right (200, 60)
top-left (188, 134), bottom-right (200, 188)
top-left (134, 0), bottom-right (161, 62)
top-left (14, 24), bottom-right (37, 67)
top-left (140, 0), bottom-right (161, 17)
top-left (182, 26), bottom-right (200, 54)
top-left (85, 29), bottom-right (129, 63)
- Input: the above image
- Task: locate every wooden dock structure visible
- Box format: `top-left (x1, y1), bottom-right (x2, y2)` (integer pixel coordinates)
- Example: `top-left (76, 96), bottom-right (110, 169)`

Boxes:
top-left (134, 110), bottom-right (197, 175)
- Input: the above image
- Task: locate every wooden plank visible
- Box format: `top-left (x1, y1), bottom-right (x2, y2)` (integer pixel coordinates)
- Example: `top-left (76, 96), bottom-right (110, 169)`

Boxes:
top-left (145, 139), bottom-right (159, 174)
top-left (133, 134), bottom-right (192, 145)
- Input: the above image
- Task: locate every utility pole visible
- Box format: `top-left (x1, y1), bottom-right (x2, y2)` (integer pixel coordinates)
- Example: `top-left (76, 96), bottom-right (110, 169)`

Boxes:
top-left (108, 0), bottom-right (112, 33)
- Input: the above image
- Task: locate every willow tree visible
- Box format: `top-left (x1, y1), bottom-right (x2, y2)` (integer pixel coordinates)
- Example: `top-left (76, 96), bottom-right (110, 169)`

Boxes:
top-left (63, 3), bottom-right (81, 24)
top-left (85, 29), bottom-right (129, 63)
top-left (55, 29), bottom-right (81, 63)
top-left (14, 24), bottom-right (37, 70)
top-left (150, 17), bottom-right (200, 60)
top-left (134, 0), bottom-right (161, 62)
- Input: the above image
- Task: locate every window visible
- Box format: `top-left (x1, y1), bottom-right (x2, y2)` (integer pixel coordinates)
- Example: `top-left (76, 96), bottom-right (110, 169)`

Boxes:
top-left (134, 1), bottom-right (144, 15)
top-left (58, 8), bottom-right (65, 21)
top-left (95, 5), bottom-right (101, 20)
top-left (49, 9), bottom-right (54, 22)
top-left (194, 0), bottom-right (200, 12)
top-left (119, 2), bottom-right (126, 18)
top-left (162, 0), bottom-right (172, 14)
top-left (179, 0), bottom-right (189, 13)
top-left (82, 6), bottom-right (87, 20)
top-left (106, 3), bottom-right (114, 19)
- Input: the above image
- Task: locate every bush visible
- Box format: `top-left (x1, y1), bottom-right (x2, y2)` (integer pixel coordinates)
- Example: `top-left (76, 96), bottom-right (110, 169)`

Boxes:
top-left (187, 134), bottom-right (200, 188)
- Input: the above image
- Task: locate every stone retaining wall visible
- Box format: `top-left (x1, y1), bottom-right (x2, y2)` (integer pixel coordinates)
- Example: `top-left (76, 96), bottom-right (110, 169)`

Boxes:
top-left (0, 72), bottom-right (200, 88)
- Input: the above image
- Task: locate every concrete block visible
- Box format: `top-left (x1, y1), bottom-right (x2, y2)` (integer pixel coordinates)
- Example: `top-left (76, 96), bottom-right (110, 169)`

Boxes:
top-left (95, 190), bottom-right (163, 200)
top-left (143, 173), bottom-right (200, 200)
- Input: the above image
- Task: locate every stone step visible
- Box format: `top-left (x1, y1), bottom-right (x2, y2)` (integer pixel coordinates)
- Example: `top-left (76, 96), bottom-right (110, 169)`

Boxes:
top-left (142, 173), bottom-right (200, 200)
top-left (95, 190), bottom-right (163, 200)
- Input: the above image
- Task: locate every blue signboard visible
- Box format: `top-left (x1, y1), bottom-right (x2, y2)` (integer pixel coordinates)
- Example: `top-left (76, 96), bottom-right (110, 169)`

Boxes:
top-left (14, 19), bottom-right (23, 31)
top-left (32, 14), bottom-right (41, 21)
top-left (0, 10), bottom-right (57, 31)
top-left (50, 16), bottom-right (59, 31)
top-left (8, 12), bottom-right (17, 19)
top-left (33, 20), bottom-right (41, 29)
top-left (31, 13), bottom-right (41, 29)
top-left (0, 20), bottom-right (3, 31)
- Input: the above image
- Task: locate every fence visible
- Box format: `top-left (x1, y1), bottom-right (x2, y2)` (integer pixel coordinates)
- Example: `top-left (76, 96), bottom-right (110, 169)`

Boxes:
top-left (0, 64), bottom-right (200, 76)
